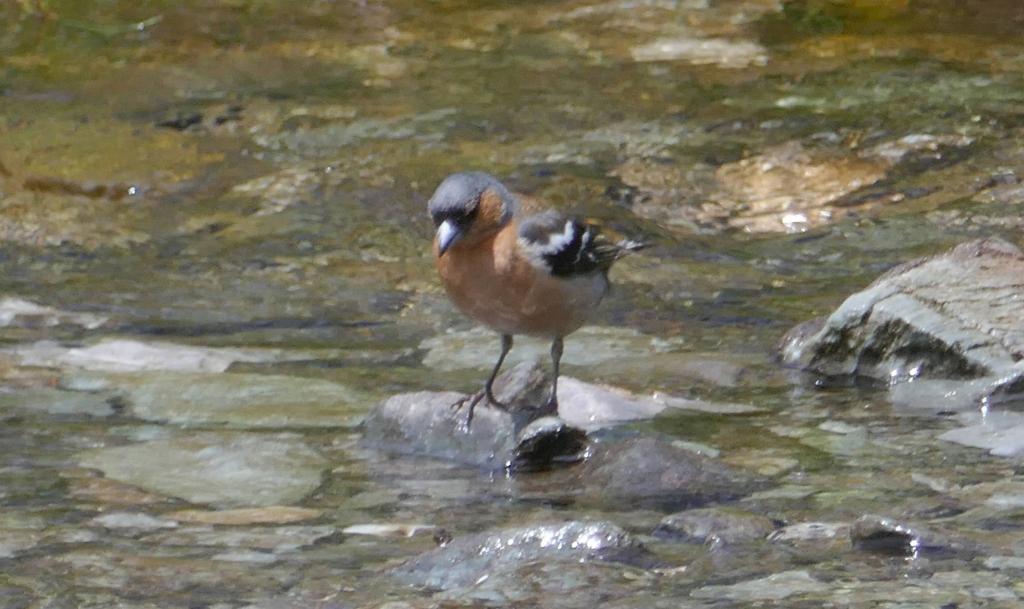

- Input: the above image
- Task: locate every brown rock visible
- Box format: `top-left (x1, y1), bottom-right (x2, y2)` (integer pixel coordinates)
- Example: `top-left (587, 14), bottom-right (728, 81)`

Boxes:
top-left (65, 470), bottom-right (168, 506)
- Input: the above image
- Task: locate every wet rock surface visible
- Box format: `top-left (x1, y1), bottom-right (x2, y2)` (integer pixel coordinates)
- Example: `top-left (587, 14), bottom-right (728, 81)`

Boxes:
top-left (781, 237), bottom-right (1024, 411)
top-left (361, 362), bottom-right (586, 470)
top-left (655, 507), bottom-right (777, 545)
top-left (939, 410), bottom-right (1024, 457)
top-left (361, 359), bottom-right (763, 488)
top-left (849, 515), bottom-right (978, 559)
top-left (392, 520), bottom-right (654, 591)
top-left (362, 358), bottom-right (757, 472)
top-left (768, 522), bottom-right (853, 556)
top-left (569, 436), bottom-right (767, 511)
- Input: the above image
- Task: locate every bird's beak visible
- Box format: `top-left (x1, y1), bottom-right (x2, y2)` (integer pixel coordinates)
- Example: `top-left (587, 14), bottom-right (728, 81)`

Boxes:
top-left (435, 219), bottom-right (462, 256)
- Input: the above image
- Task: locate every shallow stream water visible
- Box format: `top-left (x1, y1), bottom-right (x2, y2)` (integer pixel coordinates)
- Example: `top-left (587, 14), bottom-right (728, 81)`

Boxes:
top-left (2, 1), bottom-right (1024, 607)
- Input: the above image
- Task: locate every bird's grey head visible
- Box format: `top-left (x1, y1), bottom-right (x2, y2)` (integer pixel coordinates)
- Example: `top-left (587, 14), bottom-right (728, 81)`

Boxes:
top-left (427, 172), bottom-right (517, 256)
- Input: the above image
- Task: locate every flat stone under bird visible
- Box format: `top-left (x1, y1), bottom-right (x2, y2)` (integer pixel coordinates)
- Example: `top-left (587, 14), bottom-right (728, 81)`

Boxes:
top-left (427, 171), bottom-right (643, 427)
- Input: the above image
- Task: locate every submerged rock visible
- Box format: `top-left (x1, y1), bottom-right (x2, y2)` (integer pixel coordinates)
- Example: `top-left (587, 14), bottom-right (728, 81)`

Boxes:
top-left (654, 507), bottom-right (776, 545)
top-left (888, 378), bottom-right (1008, 414)
top-left (103, 371), bottom-right (369, 429)
top-left (0, 297), bottom-right (107, 330)
top-left (168, 507), bottom-right (323, 526)
top-left (768, 522), bottom-right (852, 555)
top-left (341, 523), bottom-right (437, 539)
top-left (709, 140), bottom-right (889, 234)
top-left (631, 35), bottom-right (768, 68)
top-left (89, 512), bottom-right (179, 532)
top-left (392, 521), bottom-right (652, 591)
top-left (145, 525), bottom-right (338, 553)
top-left (780, 238), bottom-right (1024, 410)
top-left (79, 432), bottom-right (326, 508)
top-left (575, 437), bottom-right (765, 511)
top-left (939, 410), bottom-right (1024, 457)
top-left (420, 326), bottom-right (685, 372)
top-left (691, 570), bottom-right (829, 602)
top-left (0, 387), bottom-right (116, 418)
top-left (0, 529), bottom-right (42, 559)
top-left (618, 135), bottom-right (974, 234)
top-left (65, 471), bottom-right (168, 506)
top-left (10, 339), bottom-right (291, 373)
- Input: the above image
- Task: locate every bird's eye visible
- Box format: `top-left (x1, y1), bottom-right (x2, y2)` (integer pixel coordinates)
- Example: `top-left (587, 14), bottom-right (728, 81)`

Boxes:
top-left (457, 206), bottom-right (478, 225)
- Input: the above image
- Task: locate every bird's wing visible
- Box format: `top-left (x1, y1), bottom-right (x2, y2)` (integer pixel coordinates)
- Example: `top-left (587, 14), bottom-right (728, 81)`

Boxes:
top-left (516, 210), bottom-right (643, 277)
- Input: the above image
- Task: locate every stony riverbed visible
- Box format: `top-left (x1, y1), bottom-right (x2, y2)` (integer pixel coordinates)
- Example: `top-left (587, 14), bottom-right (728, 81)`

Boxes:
top-left (2, 1), bottom-right (1024, 607)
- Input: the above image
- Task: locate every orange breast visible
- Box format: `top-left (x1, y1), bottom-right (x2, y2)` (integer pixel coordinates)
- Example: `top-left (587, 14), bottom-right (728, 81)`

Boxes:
top-left (435, 223), bottom-right (607, 338)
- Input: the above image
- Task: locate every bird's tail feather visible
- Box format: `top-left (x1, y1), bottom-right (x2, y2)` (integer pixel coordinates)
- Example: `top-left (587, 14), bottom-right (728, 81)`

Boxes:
top-left (614, 239), bottom-right (647, 256)
top-left (592, 237), bottom-right (647, 271)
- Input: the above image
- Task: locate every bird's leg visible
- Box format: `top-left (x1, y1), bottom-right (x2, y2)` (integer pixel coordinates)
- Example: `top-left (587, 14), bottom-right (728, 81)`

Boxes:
top-left (451, 334), bottom-right (513, 428)
top-left (484, 334), bottom-right (513, 408)
top-left (543, 337), bottom-right (563, 414)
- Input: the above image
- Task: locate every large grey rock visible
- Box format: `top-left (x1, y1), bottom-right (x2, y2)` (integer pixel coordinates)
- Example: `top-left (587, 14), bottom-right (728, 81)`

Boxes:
top-left (392, 521), bottom-right (653, 591)
top-left (361, 362), bottom-right (584, 471)
top-left (363, 360), bottom-right (754, 470)
top-left (780, 238), bottom-right (1024, 408)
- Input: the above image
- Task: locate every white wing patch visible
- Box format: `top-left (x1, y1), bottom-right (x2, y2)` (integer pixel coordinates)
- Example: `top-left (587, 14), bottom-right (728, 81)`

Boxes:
top-left (536, 220), bottom-right (577, 254)
top-left (518, 220), bottom-right (580, 272)
top-left (575, 227), bottom-right (592, 265)
top-left (517, 236), bottom-right (554, 272)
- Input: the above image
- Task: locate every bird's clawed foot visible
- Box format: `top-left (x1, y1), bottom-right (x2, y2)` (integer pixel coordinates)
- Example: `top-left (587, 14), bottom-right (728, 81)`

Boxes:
top-left (450, 388), bottom-right (508, 430)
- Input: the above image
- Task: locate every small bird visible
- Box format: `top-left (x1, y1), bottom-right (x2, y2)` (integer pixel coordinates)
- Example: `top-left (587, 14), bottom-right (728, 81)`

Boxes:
top-left (428, 171), bottom-right (643, 426)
